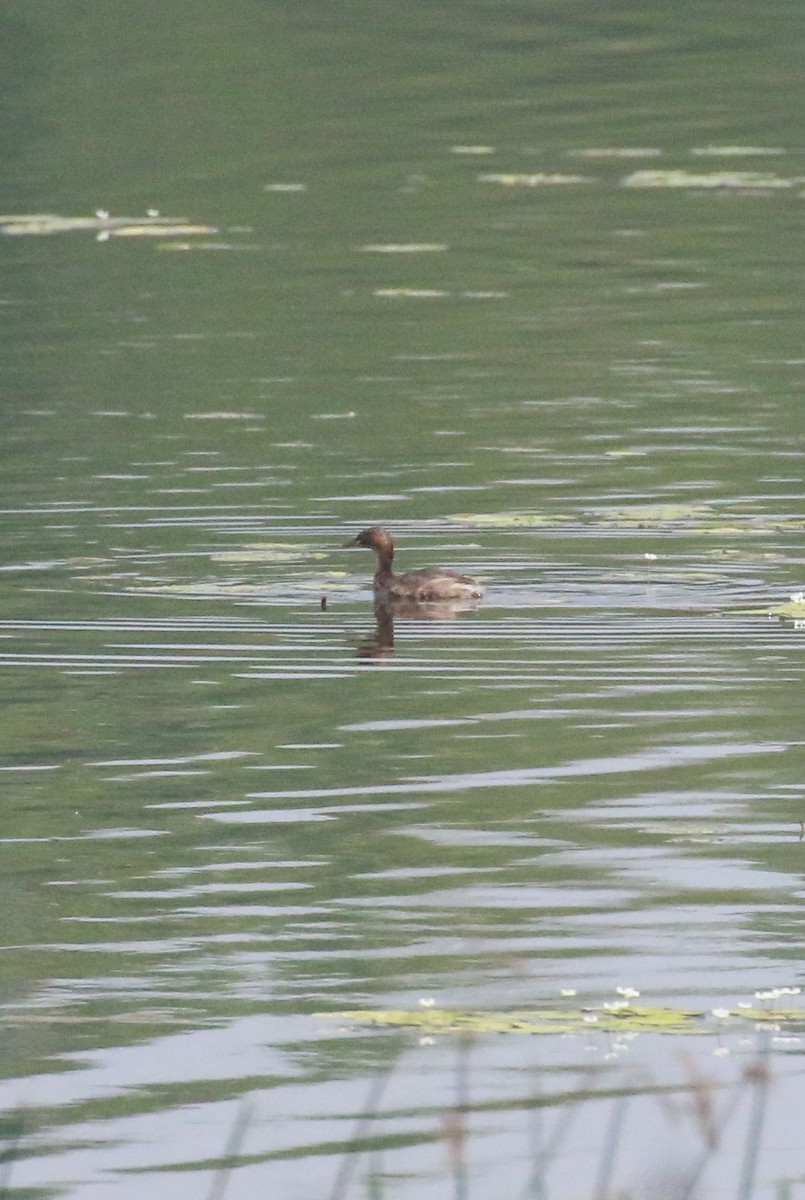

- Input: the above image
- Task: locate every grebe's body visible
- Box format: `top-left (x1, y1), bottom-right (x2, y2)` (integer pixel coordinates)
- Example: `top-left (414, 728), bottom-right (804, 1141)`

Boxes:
top-left (342, 527), bottom-right (483, 602)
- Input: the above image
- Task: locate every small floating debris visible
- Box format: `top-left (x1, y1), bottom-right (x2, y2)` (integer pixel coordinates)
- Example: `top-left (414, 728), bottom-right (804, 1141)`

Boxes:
top-left (478, 172), bottom-right (594, 186)
top-left (621, 170), bottom-right (793, 189)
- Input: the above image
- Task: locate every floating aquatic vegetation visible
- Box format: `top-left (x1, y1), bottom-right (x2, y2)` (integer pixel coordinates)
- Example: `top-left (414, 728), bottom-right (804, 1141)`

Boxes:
top-left (452, 505), bottom-right (712, 530)
top-left (183, 411), bottom-right (266, 420)
top-left (451, 512), bottom-right (569, 528)
top-left (453, 506), bottom-right (804, 538)
top-left (358, 243), bottom-right (448, 253)
top-left (135, 573), bottom-right (350, 599)
top-left (155, 241), bottom-right (235, 252)
top-left (102, 223), bottom-right (218, 239)
top-left (373, 288), bottom-right (508, 299)
top-left (621, 170), bottom-right (794, 189)
top-left (701, 548), bottom-right (783, 561)
top-left (690, 145), bottom-right (787, 157)
top-left (566, 147), bottom-right (662, 158)
top-left (211, 544), bottom-right (322, 565)
top-left (588, 502), bottom-right (713, 526)
top-left (374, 288), bottom-right (450, 298)
top-left (324, 1000), bottom-right (805, 1037)
top-left (766, 593), bottom-right (805, 625)
top-left (0, 212), bottom-right (217, 238)
top-left (478, 172), bottom-right (594, 186)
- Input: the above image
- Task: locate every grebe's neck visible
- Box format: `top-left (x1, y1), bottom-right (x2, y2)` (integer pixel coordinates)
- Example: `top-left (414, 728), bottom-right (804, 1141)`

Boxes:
top-left (373, 542), bottom-right (394, 576)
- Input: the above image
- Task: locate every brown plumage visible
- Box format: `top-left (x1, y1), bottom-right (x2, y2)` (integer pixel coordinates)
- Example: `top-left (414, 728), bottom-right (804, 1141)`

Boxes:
top-left (342, 526), bottom-right (483, 602)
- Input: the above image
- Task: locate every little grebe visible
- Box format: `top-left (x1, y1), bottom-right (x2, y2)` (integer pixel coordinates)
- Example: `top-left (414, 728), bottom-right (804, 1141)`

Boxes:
top-left (342, 526), bottom-right (483, 602)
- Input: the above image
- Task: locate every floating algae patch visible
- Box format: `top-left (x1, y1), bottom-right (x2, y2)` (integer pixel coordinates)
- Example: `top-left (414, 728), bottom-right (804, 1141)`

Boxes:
top-left (211, 544), bottom-right (323, 565)
top-left (451, 504), bottom-right (712, 532)
top-left (325, 1002), bottom-right (805, 1037)
top-left (764, 593), bottom-right (805, 624)
top-left (358, 243), bottom-right (449, 253)
top-left (690, 145), bottom-right (787, 157)
top-left (453, 507), bottom-right (805, 541)
top-left (730, 593), bottom-right (805, 621)
top-left (621, 170), bottom-right (794, 189)
top-left (450, 512), bottom-right (571, 529)
top-left (0, 212), bottom-right (217, 238)
top-left (701, 548), bottom-right (784, 562)
top-left (566, 147), bottom-right (662, 159)
top-left (478, 172), bottom-right (594, 186)
top-left (324, 1005), bottom-right (700, 1036)
top-left (588, 502), bottom-right (713, 527)
top-left (136, 573), bottom-right (351, 599)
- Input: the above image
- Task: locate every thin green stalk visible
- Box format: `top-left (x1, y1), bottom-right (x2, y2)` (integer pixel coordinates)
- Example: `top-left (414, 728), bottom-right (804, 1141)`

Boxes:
top-left (205, 1100), bottom-right (254, 1200)
top-left (737, 1031), bottom-right (772, 1200)
top-left (328, 1062), bottom-right (395, 1200)
top-left (592, 1095), bottom-right (630, 1200)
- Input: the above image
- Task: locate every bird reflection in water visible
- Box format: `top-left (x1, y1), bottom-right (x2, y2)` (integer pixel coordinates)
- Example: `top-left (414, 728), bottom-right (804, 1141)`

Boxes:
top-left (355, 595), bottom-right (481, 660)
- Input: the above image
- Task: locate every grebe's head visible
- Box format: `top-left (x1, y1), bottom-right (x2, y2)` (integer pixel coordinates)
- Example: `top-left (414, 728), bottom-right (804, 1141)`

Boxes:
top-left (341, 526), bottom-right (394, 554)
